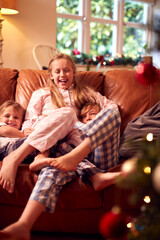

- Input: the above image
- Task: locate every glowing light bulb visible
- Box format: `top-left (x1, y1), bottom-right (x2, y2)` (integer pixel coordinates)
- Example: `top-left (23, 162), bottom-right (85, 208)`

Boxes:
top-left (144, 195), bottom-right (151, 203)
top-left (143, 166), bottom-right (151, 174)
top-left (146, 133), bottom-right (153, 141)
top-left (122, 158), bottom-right (137, 176)
top-left (127, 222), bottom-right (132, 229)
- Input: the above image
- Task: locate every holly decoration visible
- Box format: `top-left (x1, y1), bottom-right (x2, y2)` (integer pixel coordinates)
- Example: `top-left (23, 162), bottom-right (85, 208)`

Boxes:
top-left (71, 49), bottom-right (141, 67)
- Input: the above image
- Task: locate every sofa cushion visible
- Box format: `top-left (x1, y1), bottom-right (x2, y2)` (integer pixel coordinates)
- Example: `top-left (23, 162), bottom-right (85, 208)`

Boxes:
top-left (0, 68), bottom-right (18, 106)
top-left (56, 177), bottom-right (102, 210)
top-left (0, 163), bottom-right (102, 210)
top-left (104, 69), bottom-right (160, 134)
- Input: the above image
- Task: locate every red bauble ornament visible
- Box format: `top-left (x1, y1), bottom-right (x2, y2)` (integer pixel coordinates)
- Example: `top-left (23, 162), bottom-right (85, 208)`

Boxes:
top-left (99, 207), bottom-right (128, 239)
top-left (136, 56), bottom-right (159, 86)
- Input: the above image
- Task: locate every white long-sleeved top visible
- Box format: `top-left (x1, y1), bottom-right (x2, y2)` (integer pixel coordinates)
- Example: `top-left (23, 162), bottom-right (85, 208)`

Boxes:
top-left (22, 86), bottom-right (117, 130)
top-left (22, 86), bottom-right (118, 152)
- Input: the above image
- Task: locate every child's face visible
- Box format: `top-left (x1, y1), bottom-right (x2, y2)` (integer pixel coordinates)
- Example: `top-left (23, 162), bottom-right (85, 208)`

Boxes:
top-left (0, 106), bottom-right (23, 130)
top-left (81, 105), bottom-right (100, 124)
top-left (50, 58), bottom-right (75, 90)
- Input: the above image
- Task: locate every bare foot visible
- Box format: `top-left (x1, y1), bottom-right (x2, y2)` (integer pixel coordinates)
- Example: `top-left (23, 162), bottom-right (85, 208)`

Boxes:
top-left (30, 154), bottom-right (79, 172)
top-left (29, 151), bottom-right (50, 172)
top-left (90, 172), bottom-right (122, 191)
top-left (0, 150), bottom-right (21, 194)
top-left (50, 153), bottom-right (80, 172)
top-left (0, 221), bottom-right (30, 240)
top-left (51, 137), bottom-right (91, 172)
top-left (29, 157), bottom-right (52, 172)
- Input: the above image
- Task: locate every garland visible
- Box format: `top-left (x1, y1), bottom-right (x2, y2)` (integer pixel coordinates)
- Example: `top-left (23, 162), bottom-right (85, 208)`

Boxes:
top-left (71, 49), bottom-right (142, 69)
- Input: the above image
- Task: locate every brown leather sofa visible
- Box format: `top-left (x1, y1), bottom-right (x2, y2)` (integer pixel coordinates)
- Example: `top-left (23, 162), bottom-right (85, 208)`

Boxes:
top-left (0, 67), bottom-right (160, 234)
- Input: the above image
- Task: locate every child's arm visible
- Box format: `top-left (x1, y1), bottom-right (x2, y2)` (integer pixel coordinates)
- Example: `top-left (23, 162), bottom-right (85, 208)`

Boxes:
top-left (0, 125), bottom-right (25, 138)
top-left (23, 128), bottom-right (34, 137)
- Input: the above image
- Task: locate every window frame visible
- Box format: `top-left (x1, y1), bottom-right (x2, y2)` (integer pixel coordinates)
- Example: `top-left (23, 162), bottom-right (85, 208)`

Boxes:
top-left (56, 0), bottom-right (154, 56)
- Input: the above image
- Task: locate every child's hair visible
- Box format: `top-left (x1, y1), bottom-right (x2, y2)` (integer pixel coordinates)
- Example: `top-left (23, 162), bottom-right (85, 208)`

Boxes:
top-left (79, 102), bottom-right (101, 121)
top-left (47, 53), bottom-right (96, 111)
top-left (0, 100), bottom-right (25, 119)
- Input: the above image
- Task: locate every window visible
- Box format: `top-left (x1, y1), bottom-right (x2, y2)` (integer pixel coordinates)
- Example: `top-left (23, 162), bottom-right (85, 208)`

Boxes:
top-left (56, 0), bottom-right (154, 57)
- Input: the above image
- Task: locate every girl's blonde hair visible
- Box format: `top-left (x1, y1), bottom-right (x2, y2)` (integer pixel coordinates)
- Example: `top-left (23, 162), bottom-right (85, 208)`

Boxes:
top-left (47, 53), bottom-right (96, 110)
top-left (0, 100), bottom-right (25, 120)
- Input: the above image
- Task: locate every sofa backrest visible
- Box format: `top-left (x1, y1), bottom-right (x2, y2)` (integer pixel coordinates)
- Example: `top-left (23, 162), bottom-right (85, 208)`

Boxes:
top-left (1, 67), bottom-right (160, 135)
top-left (15, 69), bottom-right (104, 109)
top-left (104, 69), bottom-right (160, 133)
top-left (0, 68), bottom-right (18, 106)
top-left (15, 69), bottom-right (48, 110)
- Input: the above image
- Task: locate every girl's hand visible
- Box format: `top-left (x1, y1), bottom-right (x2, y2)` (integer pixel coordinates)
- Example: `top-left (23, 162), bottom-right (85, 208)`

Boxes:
top-left (23, 128), bottom-right (34, 137)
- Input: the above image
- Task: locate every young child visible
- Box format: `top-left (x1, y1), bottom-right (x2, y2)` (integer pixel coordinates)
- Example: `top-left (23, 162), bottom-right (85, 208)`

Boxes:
top-left (0, 100), bottom-right (26, 160)
top-left (29, 102), bottom-right (101, 171)
top-left (29, 100), bottom-right (121, 188)
top-left (0, 53), bottom-right (121, 240)
top-left (0, 100), bottom-right (49, 163)
top-left (0, 100), bottom-right (25, 134)
top-left (79, 102), bottom-right (101, 124)
top-left (33, 100), bottom-right (118, 173)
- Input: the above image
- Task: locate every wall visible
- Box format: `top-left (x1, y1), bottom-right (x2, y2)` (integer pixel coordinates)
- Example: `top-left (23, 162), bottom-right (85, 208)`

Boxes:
top-left (1, 0), bottom-right (160, 70)
top-left (2, 0), bottom-right (56, 70)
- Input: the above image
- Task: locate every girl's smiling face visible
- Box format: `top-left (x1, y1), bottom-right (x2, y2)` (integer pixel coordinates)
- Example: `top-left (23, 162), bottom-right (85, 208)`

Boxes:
top-left (50, 58), bottom-right (75, 90)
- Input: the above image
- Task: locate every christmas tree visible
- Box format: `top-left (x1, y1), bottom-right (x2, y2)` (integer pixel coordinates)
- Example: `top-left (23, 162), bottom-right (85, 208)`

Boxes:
top-left (99, 57), bottom-right (160, 240)
top-left (117, 133), bottom-right (160, 240)
top-left (99, 134), bottom-right (160, 240)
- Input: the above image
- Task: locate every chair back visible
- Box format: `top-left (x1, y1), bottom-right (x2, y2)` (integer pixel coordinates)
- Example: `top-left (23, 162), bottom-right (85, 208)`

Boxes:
top-left (33, 44), bottom-right (60, 69)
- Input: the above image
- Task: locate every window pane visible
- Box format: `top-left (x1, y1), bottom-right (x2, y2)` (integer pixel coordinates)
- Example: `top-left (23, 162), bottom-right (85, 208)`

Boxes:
top-left (56, 18), bottom-right (79, 55)
top-left (90, 22), bottom-right (113, 56)
top-left (91, 0), bottom-right (115, 20)
top-left (56, 0), bottom-right (80, 15)
top-left (124, 0), bottom-right (145, 24)
top-left (123, 26), bottom-right (145, 55)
